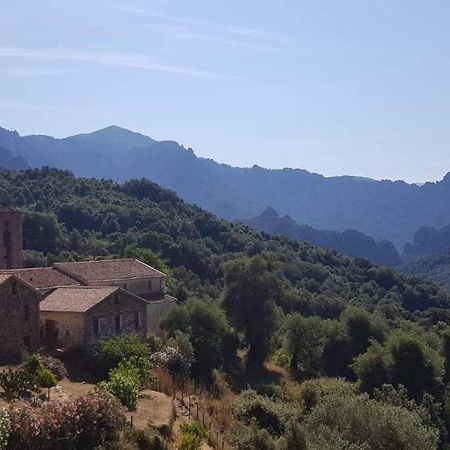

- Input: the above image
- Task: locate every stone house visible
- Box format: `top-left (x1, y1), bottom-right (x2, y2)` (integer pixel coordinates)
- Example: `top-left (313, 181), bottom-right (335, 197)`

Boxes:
top-left (53, 259), bottom-right (167, 300)
top-left (0, 273), bottom-right (41, 361)
top-left (2, 259), bottom-right (176, 339)
top-left (40, 286), bottom-right (148, 354)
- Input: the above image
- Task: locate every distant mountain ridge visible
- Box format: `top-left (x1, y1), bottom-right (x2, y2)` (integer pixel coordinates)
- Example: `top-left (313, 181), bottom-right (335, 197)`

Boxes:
top-left (1, 125), bottom-right (450, 247)
top-left (241, 207), bottom-right (402, 267)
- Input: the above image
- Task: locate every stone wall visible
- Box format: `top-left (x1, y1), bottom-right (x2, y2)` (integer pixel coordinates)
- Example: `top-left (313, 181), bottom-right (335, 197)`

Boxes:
top-left (0, 211), bottom-right (23, 269)
top-left (0, 277), bottom-right (40, 361)
top-left (84, 290), bottom-right (147, 354)
top-left (40, 311), bottom-right (85, 350)
top-left (146, 296), bottom-right (176, 336)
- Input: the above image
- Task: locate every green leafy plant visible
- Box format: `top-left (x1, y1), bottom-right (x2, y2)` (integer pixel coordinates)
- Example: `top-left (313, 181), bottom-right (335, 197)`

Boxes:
top-left (179, 422), bottom-right (208, 450)
top-left (99, 365), bottom-right (142, 410)
top-left (36, 367), bottom-right (57, 400)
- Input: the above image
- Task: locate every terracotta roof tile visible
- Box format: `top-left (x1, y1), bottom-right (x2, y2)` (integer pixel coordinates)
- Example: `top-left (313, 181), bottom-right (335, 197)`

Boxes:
top-left (0, 268), bottom-right (81, 290)
top-left (40, 286), bottom-right (119, 313)
top-left (54, 259), bottom-right (165, 284)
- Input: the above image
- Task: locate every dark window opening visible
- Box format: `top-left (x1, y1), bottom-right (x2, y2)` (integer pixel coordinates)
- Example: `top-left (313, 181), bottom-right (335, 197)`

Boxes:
top-left (23, 336), bottom-right (31, 350)
top-left (123, 283), bottom-right (128, 290)
top-left (148, 280), bottom-right (152, 291)
top-left (115, 315), bottom-right (121, 333)
top-left (12, 280), bottom-right (17, 296)
top-left (93, 318), bottom-right (99, 334)
top-left (134, 312), bottom-right (140, 329)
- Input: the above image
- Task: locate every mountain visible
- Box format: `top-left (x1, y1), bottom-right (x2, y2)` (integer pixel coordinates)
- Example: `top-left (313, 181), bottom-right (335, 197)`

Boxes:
top-left (2, 125), bottom-right (450, 247)
top-left (1, 166), bottom-right (449, 320)
top-left (403, 224), bottom-right (450, 259)
top-left (0, 146), bottom-right (28, 170)
top-left (241, 207), bottom-right (402, 267)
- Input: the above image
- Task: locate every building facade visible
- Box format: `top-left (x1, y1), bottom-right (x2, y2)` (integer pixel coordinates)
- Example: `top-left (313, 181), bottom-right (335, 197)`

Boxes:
top-left (40, 286), bottom-right (148, 354)
top-left (0, 274), bottom-right (41, 361)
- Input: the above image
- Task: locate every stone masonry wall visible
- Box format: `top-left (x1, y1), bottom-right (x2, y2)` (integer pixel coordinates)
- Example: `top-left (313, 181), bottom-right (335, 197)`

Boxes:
top-left (0, 277), bottom-right (40, 361)
top-left (0, 211), bottom-right (23, 270)
top-left (84, 290), bottom-right (147, 354)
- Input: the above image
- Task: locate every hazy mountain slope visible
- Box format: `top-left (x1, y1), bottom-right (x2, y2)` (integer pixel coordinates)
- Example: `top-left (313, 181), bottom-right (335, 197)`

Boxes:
top-left (400, 249), bottom-right (450, 291)
top-left (403, 225), bottom-right (450, 259)
top-left (2, 125), bottom-right (450, 247)
top-left (241, 207), bottom-right (402, 267)
top-left (0, 146), bottom-right (28, 170)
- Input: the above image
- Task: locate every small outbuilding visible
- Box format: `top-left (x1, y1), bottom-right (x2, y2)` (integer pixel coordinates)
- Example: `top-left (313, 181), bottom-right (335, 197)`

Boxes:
top-left (40, 285), bottom-right (148, 354)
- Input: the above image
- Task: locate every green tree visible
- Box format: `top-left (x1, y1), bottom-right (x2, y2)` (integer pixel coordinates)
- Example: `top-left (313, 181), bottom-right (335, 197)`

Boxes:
top-left (284, 314), bottom-right (329, 378)
top-left (223, 256), bottom-right (278, 366)
top-left (389, 333), bottom-right (437, 401)
top-left (442, 328), bottom-right (450, 383)
top-left (352, 342), bottom-right (391, 393)
top-left (161, 298), bottom-right (237, 380)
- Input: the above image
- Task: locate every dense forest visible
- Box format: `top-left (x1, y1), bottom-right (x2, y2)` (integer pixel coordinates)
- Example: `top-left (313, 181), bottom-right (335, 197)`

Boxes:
top-left (4, 167), bottom-right (450, 448)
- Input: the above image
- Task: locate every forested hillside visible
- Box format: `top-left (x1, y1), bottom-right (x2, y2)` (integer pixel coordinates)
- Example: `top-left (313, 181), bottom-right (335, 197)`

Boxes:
top-left (4, 168), bottom-right (450, 448)
top-left (0, 167), bottom-right (447, 321)
top-left (242, 207), bottom-right (402, 267)
top-left (2, 126), bottom-right (450, 247)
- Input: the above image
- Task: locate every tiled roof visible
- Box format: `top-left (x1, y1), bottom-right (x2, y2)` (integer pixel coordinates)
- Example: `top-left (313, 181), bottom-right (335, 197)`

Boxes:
top-left (40, 286), bottom-right (120, 313)
top-left (0, 273), bottom-right (13, 285)
top-left (54, 259), bottom-right (165, 284)
top-left (0, 267), bottom-right (81, 290)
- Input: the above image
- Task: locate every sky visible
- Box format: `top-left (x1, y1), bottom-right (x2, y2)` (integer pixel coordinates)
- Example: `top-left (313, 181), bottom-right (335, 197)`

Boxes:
top-left (1, 1), bottom-right (450, 183)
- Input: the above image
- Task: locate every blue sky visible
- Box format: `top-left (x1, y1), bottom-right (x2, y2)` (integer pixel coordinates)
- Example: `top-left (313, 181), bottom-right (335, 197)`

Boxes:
top-left (1, 1), bottom-right (450, 182)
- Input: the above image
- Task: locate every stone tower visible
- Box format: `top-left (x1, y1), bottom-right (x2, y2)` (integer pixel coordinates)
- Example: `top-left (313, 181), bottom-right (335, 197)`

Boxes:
top-left (0, 208), bottom-right (23, 269)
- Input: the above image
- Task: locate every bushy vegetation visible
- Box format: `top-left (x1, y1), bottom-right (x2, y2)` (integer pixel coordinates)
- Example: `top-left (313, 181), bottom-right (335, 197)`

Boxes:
top-left (99, 364), bottom-right (142, 410)
top-left (6, 391), bottom-right (126, 449)
top-left (178, 422), bottom-right (208, 450)
top-left (0, 411), bottom-right (10, 450)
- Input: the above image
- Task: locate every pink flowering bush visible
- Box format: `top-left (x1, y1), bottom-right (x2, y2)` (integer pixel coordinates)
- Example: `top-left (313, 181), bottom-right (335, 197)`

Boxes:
top-left (0, 410), bottom-right (10, 450)
top-left (7, 391), bottom-right (126, 449)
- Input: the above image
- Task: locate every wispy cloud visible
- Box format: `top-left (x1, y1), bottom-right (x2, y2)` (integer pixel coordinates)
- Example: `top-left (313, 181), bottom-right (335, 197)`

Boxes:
top-left (0, 46), bottom-right (225, 79)
top-left (1, 67), bottom-right (71, 77)
top-left (116, 6), bottom-right (297, 51)
top-left (0, 100), bottom-right (86, 113)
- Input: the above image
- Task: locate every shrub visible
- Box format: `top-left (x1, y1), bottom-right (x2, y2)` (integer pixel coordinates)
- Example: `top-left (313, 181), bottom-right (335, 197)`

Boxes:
top-left (7, 391), bottom-right (126, 449)
top-left (0, 368), bottom-right (34, 398)
top-left (0, 410), bottom-right (10, 450)
top-left (95, 334), bottom-right (151, 376)
top-left (178, 422), bottom-right (208, 450)
top-left (228, 422), bottom-right (277, 450)
top-left (303, 391), bottom-right (439, 450)
top-left (122, 428), bottom-right (168, 450)
top-left (233, 390), bottom-right (289, 437)
top-left (40, 356), bottom-right (68, 380)
top-left (36, 367), bottom-right (57, 399)
top-left (99, 365), bottom-right (142, 410)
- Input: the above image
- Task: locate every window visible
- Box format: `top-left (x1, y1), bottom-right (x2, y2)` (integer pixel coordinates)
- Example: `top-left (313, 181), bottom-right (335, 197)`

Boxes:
top-left (24, 304), bottom-right (29, 321)
top-left (93, 318), bottom-right (99, 334)
top-left (123, 283), bottom-right (128, 290)
top-left (148, 280), bottom-right (152, 291)
top-left (23, 336), bottom-right (31, 350)
top-left (12, 280), bottom-right (17, 296)
top-left (134, 312), bottom-right (140, 330)
top-left (115, 315), bottom-right (121, 333)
